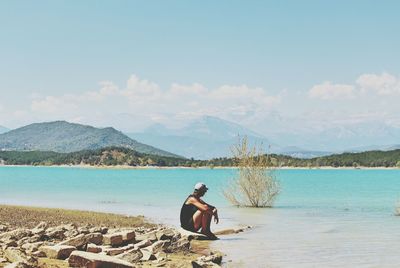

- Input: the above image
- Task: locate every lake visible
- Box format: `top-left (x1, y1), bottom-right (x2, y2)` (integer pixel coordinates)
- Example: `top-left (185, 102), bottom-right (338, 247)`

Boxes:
top-left (1, 167), bottom-right (400, 267)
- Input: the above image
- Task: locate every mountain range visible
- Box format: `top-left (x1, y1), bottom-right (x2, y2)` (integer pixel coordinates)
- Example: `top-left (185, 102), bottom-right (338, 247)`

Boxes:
top-left (0, 126), bottom-right (9, 134)
top-left (0, 121), bottom-right (178, 157)
top-left (127, 116), bottom-right (328, 159)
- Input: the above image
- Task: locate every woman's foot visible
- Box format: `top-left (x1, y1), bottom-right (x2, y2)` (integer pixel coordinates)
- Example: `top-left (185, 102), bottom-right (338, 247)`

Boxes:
top-left (202, 231), bottom-right (219, 240)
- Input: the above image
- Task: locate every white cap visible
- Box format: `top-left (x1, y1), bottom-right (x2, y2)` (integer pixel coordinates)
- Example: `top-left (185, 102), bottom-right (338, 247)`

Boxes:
top-left (194, 182), bottom-right (208, 191)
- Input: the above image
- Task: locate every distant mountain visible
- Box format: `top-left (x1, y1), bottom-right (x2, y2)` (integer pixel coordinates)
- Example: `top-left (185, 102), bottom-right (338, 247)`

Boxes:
top-left (0, 126), bottom-right (9, 134)
top-left (128, 116), bottom-right (277, 159)
top-left (263, 118), bottom-right (400, 152)
top-left (0, 121), bottom-right (178, 157)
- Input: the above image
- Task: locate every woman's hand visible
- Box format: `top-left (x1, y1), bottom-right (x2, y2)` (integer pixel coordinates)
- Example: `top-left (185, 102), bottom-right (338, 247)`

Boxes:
top-left (213, 208), bottom-right (219, 224)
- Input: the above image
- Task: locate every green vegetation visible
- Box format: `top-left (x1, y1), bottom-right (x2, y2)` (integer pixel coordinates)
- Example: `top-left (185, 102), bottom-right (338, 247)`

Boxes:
top-left (0, 121), bottom-right (178, 157)
top-left (0, 147), bottom-right (400, 167)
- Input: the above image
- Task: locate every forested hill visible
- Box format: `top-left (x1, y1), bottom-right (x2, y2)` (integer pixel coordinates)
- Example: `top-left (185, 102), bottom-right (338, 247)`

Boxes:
top-left (0, 147), bottom-right (187, 166)
top-left (0, 147), bottom-right (399, 168)
top-left (0, 121), bottom-right (178, 157)
top-left (207, 149), bottom-right (400, 168)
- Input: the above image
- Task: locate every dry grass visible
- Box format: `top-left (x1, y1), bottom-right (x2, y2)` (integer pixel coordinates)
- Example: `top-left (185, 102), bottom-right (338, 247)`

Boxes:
top-left (0, 204), bottom-right (154, 229)
top-left (223, 136), bottom-right (280, 207)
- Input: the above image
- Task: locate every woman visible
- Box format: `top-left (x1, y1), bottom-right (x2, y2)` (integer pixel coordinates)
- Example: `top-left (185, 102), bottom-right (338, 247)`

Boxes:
top-left (180, 182), bottom-right (219, 240)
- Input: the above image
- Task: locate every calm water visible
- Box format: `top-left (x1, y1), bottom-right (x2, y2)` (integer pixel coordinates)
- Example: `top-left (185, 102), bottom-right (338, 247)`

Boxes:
top-left (1, 167), bottom-right (400, 267)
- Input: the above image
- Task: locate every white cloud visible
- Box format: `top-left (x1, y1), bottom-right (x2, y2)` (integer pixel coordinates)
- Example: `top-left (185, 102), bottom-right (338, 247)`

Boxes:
top-left (308, 82), bottom-right (355, 100)
top-left (25, 74), bottom-right (281, 131)
top-left (356, 72), bottom-right (400, 95)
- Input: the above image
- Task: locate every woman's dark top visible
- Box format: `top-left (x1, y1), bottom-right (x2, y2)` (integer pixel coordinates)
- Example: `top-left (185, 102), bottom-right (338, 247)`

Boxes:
top-left (180, 195), bottom-right (198, 231)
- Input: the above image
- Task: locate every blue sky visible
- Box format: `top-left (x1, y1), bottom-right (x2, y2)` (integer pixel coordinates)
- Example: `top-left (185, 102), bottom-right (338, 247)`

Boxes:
top-left (1, 1), bottom-right (400, 137)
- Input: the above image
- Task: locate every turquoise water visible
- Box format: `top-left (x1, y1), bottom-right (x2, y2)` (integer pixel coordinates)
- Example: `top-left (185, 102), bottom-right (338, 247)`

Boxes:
top-left (1, 167), bottom-right (400, 267)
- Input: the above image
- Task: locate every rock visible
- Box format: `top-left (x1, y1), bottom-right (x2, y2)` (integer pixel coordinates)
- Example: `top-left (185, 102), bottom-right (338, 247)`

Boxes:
top-left (156, 228), bottom-right (176, 240)
top-left (0, 225), bottom-right (8, 232)
top-left (135, 230), bottom-right (157, 242)
top-left (45, 227), bottom-right (65, 240)
top-left (103, 233), bottom-right (123, 246)
top-left (178, 228), bottom-right (208, 240)
top-left (134, 239), bottom-right (152, 249)
top-left (4, 248), bottom-right (37, 266)
top-left (140, 248), bottom-right (156, 261)
top-left (31, 222), bottom-right (47, 235)
top-left (4, 261), bottom-right (32, 268)
top-left (77, 227), bottom-right (90, 234)
top-left (40, 245), bottom-right (76, 260)
top-left (21, 242), bottom-right (43, 253)
top-left (104, 244), bottom-right (135, 256)
top-left (0, 257), bottom-right (8, 263)
top-left (86, 232), bottom-right (103, 245)
top-left (68, 250), bottom-right (134, 268)
top-left (146, 240), bottom-right (170, 254)
top-left (0, 229), bottom-right (31, 242)
top-left (87, 243), bottom-right (102, 253)
top-left (57, 234), bottom-right (86, 248)
top-left (26, 235), bottom-right (41, 243)
top-left (116, 248), bottom-right (143, 263)
top-left (200, 253), bottom-right (223, 264)
top-left (191, 260), bottom-right (221, 268)
top-left (166, 236), bottom-right (190, 253)
top-left (31, 250), bottom-right (46, 258)
top-left (64, 229), bottom-right (79, 238)
top-left (100, 227), bottom-right (109, 234)
top-left (4, 239), bottom-right (18, 247)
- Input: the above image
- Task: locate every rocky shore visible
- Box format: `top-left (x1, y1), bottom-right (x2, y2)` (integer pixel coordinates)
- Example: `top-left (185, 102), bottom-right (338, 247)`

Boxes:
top-left (0, 205), bottom-right (223, 268)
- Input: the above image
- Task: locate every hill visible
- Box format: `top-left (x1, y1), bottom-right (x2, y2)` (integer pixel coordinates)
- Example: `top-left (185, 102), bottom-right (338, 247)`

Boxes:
top-left (0, 121), bottom-right (178, 157)
top-left (1, 147), bottom-right (399, 168)
top-left (0, 147), bottom-right (186, 166)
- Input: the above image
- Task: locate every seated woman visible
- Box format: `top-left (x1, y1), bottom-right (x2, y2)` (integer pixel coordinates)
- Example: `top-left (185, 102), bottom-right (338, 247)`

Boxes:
top-left (180, 182), bottom-right (219, 240)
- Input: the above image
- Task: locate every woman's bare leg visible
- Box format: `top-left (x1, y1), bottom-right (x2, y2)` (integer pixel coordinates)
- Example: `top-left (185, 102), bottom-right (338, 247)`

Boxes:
top-left (192, 210), bottom-right (203, 231)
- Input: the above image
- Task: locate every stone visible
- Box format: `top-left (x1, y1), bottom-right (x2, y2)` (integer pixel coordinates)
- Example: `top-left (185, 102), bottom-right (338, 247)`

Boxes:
top-left (104, 244), bottom-right (135, 256)
top-left (64, 229), bottom-right (79, 238)
top-left (178, 228), bottom-right (208, 240)
top-left (144, 240), bottom-right (169, 254)
top-left (200, 253), bottom-right (223, 264)
top-left (166, 236), bottom-right (190, 253)
top-left (100, 227), bottom-right (109, 234)
top-left (140, 248), bottom-right (156, 261)
top-left (21, 242), bottom-right (43, 253)
top-left (191, 260), bottom-right (221, 268)
top-left (31, 250), bottom-right (46, 258)
top-left (156, 228), bottom-right (176, 241)
top-left (4, 239), bottom-right (18, 247)
top-left (116, 248), bottom-right (143, 263)
top-left (40, 245), bottom-right (76, 260)
top-left (77, 227), bottom-right (90, 234)
top-left (57, 234), bottom-right (87, 248)
top-left (4, 262), bottom-right (32, 268)
top-left (31, 222), bottom-right (47, 235)
top-left (4, 248), bottom-right (37, 266)
top-left (68, 250), bottom-right (134, 268)
top-left (0, 229), bottom-right (31, 242)
top-left (103, 233), bottom-right (123, 246)
top-left (87, 243), bottom-right (102, 253)
top-left (0, 225), bottom-right (8, 232)
top-left (134, 239), bottom-right (152, 249)
top-left (0, 257), bottom-right (7, 263)
top-left (86, 232), bottom-right (103, 245)
top-left (45, 228), bottom-right (65, 240)
top-left (135, 230), bottom-right (157, 242)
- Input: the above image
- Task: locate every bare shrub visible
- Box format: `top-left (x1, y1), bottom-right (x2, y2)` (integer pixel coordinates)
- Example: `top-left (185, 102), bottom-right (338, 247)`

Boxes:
top-left (223, 136), bottom-right (280, 207)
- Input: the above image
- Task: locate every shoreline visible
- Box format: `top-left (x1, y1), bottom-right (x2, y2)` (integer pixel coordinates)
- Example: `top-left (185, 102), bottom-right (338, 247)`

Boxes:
top-left (0, 164), bottom-right (399, 170)
top-left (0, 204), bottom-right (221, 267)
